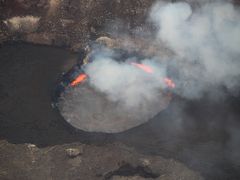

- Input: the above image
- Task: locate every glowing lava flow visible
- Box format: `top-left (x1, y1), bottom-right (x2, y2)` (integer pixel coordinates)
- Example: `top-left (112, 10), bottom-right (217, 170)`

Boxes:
top-left (164, 78), bottom-right (175, 88)
top-left (70, 73), bottom-right (87, 86)
top-left (70, 63), bottom-right (175, 88)
top-left (131, 62), bottom-right (175, 88)
top-left (131, 62), bottom-right (154, 73)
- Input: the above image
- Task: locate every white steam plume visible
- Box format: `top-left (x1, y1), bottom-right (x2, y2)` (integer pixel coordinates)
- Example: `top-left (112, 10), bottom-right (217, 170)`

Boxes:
top-left (84, 55), bottom-right (167, 110)
top-left (150, 1), bottom-right (240, 98)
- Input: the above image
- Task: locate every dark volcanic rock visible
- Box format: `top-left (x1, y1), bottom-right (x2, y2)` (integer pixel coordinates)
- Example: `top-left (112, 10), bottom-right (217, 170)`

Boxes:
top-left (66, 147), bottom-right (83, 158)
top-left (0, 140), bottom-right (203, 180)
top-left (0, 0), bottom-right (156, 49)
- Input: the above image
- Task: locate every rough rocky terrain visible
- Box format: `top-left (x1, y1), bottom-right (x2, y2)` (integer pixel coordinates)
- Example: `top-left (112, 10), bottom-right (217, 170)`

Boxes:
top-left (0, 140), bottom-right (203, 180)
top-left (0, 0), bottom-right (156, 50)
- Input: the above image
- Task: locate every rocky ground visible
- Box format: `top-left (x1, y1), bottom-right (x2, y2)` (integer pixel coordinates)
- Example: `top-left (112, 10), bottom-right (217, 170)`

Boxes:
top-left (0, 140), bottom-right (203, 180)
top-left (0, 0), bottom-right (156, 51)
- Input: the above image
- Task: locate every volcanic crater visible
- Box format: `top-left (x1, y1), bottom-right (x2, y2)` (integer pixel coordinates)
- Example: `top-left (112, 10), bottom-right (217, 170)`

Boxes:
top-left (0, 1), bottom-right (240, 180)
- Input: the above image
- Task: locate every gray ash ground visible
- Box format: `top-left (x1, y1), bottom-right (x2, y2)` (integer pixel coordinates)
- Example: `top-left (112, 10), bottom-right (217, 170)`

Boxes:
top-left (0, 43), bottom-right (240, 180)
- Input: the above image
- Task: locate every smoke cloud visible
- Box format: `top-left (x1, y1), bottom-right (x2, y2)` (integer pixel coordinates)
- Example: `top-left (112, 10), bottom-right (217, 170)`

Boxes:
top-left (85, 1), bottom-right (240, 102)
top-left (84, 54), bottom-right (167, 109)
top-left (150, 1), bottom-right (240, 98)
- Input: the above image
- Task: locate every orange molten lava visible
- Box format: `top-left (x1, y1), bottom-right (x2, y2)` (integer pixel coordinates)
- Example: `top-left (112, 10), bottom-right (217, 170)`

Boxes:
top-left (164, 78), bottom-right (176, 88)
top-left (131, 62), bottom-right (154, 73)
top-left (70, 63), bottom-right (175, 88)
top-left (131, 62), bottom-right (175, 88)
top-left (70, 74), bottom-right (87, 86)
